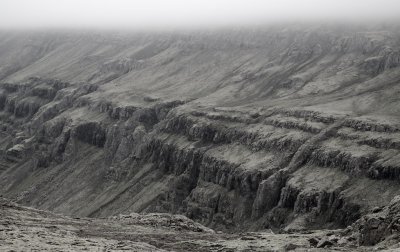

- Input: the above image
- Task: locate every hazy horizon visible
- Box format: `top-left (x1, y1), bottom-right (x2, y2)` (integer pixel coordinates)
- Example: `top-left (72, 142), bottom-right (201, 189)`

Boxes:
top-left (1, 0), bottom-right (400, 30)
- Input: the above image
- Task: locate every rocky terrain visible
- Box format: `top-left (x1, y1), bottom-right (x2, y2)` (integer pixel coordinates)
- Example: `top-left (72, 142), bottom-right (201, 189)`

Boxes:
top-left (2, 197), bottom-right (400, 251)
top-left (1, 24), bottom-right (400, 250)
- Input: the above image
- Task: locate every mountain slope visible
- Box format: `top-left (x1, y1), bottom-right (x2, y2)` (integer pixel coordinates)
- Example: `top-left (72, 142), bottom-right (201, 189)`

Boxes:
top-left (1, 25), bottom-right (400, 239)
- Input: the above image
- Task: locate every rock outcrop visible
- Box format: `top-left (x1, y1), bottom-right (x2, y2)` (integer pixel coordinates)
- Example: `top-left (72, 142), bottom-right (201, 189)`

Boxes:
top-left (1, 25), bottom-right (400, 248)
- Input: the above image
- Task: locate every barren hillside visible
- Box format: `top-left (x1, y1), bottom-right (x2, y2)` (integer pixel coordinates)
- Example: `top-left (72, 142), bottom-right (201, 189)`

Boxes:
top-left (1, 24), bottom-right (400, 250)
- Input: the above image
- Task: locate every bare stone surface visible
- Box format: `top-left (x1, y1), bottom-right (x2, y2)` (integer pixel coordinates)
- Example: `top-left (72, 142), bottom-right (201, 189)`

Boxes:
top-left (1, 25), bottom-right (400, 250)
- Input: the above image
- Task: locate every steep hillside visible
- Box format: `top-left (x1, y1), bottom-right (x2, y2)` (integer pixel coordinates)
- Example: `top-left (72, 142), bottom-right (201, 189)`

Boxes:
top-left (1, 25), bottom-right (400, 242)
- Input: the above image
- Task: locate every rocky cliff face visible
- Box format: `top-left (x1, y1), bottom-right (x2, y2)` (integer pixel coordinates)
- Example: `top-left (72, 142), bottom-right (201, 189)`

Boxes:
top-left (1, 25), bottom-right (400, 242)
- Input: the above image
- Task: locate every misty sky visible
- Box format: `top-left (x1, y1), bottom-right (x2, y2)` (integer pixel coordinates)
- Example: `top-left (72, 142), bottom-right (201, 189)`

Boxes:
top-left (1, 0), bottom-right (400, 29)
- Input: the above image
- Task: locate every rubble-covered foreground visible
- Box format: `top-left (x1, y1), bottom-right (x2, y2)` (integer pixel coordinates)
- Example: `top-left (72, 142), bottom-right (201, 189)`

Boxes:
top-left (1, 198), bottom-right (400, 251)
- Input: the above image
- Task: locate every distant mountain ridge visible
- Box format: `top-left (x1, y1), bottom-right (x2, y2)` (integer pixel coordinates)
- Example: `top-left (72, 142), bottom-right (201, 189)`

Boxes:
top-left (1, 25), bottom-right (400, 243)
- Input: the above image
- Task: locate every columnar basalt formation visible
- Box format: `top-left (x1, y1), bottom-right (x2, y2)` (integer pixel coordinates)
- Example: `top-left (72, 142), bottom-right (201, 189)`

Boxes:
top-left (1, 26), bottom-right (400, 247)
